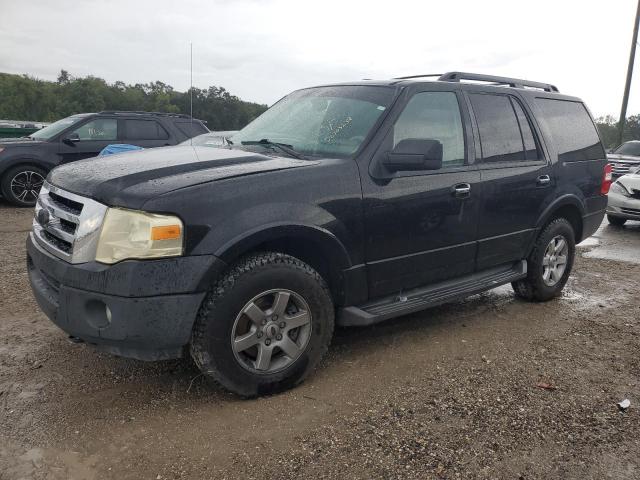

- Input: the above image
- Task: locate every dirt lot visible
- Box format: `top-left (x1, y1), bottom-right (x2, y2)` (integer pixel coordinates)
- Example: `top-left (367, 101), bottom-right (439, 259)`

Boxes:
top-left (1, 203), bottom-right (639, 480)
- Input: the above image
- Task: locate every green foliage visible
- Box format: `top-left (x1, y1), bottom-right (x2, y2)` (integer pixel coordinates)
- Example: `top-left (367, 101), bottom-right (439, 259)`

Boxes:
top-left (0, 70), bottom-right (268, 130)
top-left (595, 114), bottom-right (640, 149)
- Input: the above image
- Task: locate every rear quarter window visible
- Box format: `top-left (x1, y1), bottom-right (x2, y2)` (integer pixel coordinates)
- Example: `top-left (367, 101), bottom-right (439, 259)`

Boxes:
top-left (534, 98), bottom-right (604, 162)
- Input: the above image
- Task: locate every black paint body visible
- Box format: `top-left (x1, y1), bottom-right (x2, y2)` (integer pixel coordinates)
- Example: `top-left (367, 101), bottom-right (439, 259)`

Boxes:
top-left (27, 79), bottom-right (607, 360)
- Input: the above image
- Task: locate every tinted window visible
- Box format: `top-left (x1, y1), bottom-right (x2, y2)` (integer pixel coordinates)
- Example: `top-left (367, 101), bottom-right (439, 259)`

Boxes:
top-left (393, 92), bottom-right (465, 167)
top-left (125, 120), bottom-right (169, 140)
top-left (511, 98), bottom-right (539, 160)
top-left (175, 121), bottom-right (208, 138)
top-left (535, 98), bottom-right (604, 162)
top-left (72, 118), bottom-right (117, 141)
top-left (470, 93), bottom-right (526, 163)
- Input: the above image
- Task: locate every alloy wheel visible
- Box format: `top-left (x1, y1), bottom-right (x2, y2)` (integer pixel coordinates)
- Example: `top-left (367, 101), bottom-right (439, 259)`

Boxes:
top-left (542, 235), bottom-right (569, 286)
top-left (231, 289), bottom-right (312, 374)
top-left (10, 170), bottom-right (44, 204)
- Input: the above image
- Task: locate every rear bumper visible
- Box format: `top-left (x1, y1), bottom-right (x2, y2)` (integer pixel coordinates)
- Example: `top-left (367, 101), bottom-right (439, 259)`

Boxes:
top-left (27, 233), bottom-right (226, 360)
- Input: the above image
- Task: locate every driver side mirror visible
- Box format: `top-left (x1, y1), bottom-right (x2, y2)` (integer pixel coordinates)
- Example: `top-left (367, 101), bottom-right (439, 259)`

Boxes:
top-left (383, 138), bottom-right (443, 172)
top-left (62, 133), bottom-right (80, 145)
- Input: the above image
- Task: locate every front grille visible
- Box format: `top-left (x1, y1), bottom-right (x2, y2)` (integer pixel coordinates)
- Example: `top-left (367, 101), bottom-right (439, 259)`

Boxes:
top-left (611, 161), bottom-right (640, 177)
top-left (630, 189), bottom-right (640, 200)
top-left (32, 182), bottom-right (108, 263)
top-left (620, 207), bottom-right (640, 216)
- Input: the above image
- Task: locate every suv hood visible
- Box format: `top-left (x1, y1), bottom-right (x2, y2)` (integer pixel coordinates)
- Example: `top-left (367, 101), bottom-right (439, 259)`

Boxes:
top-left (48, 145), bottom-right (313, 208)
top-left (0, 137), bottom-right (45, 146)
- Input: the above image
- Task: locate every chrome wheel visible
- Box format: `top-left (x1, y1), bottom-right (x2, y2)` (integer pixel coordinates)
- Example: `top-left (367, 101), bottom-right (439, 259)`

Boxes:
top-left (10, 170), bottom-right (44, 204)
top-left (542, 235), bottom-right (568, 286)
top-left (231, 289), bottom-right (312, 374)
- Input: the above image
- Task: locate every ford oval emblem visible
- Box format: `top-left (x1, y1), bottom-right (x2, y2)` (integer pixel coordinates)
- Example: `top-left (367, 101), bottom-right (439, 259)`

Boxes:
top-left (37, 208), bottom-right (50, 226)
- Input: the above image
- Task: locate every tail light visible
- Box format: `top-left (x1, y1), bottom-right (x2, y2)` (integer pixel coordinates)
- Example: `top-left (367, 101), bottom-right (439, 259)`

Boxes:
top-left (601, 163), bottom-right (613, 195)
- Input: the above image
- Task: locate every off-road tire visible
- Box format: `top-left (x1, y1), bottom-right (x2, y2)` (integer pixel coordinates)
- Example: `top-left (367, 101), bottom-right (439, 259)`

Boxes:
top-left (607, 215), bottom-right (627, 227)
top-left (1, 164), bottom-right (46, 207)
top-left (512, 218), bottom-right (575, 302)
top-left (190, 252), bottom-right (334, 397)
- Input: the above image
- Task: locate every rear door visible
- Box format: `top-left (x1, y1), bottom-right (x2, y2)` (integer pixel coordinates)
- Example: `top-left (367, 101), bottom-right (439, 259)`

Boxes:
top-left (361, 87), bottom-right (481, 298)
top-left (57, 117), bottom-right (120, 162)
top-left (466, 91), bottom-right (555, 269)
top-left (122, 119), bottom-right (172, 148)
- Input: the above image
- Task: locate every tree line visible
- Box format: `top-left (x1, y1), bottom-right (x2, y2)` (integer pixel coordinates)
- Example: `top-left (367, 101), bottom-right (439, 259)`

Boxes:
top-left (593, 115), bottom-right (640, 149)
top-left (0, 70), bottom-right (268, 131)
top-left (1, 70), bottom-right (639, 147)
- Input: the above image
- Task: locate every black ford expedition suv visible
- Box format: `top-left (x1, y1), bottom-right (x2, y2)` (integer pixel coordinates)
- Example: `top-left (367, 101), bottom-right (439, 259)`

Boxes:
top-left (27, 72), bottom-right (610, 397)
top-left (1, 111), bottom-right (208, 206)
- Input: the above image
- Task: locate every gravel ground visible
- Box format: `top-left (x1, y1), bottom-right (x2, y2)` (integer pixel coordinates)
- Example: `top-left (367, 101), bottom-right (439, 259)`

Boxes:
top-left (1, 203), bottom-right (639, 480)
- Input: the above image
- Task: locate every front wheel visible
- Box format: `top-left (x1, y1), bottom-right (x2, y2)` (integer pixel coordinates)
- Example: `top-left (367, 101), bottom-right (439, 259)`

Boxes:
top-left (512, 218), bottom-right (575, 302)
top-left (1, 165), bottom-right (46, 207)
top-left (190, 252), bottom-right (334, 397)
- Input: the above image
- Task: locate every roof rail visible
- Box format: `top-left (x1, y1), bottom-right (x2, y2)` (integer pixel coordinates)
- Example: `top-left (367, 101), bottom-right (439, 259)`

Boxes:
top-left (438, 72), bottom-right (559, 92)
top-left (392, 73), bottom-right (442, 80)
top-left (98, 111), bottom-right (193, 118)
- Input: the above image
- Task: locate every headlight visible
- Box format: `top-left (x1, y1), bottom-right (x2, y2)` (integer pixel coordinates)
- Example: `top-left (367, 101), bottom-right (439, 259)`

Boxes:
top-left (95, 208), bottom-right (184, 264)
top-left (610, 181), bottom-right (629, 196)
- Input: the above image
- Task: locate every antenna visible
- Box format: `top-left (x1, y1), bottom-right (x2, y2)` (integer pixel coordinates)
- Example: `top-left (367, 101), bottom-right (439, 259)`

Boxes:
top-left (190, 42), bottom-right (193, 146)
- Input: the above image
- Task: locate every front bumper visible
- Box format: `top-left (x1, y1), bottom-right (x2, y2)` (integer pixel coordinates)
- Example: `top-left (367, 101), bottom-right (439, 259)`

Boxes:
top-left (27, 233), bottom-right (226, 360)
top-left (606, 192), bottom-right (640, 221)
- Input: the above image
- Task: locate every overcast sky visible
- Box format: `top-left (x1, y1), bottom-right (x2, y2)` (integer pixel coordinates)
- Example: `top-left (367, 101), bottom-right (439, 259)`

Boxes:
top-left (1, 0), bottom-right (639, 118)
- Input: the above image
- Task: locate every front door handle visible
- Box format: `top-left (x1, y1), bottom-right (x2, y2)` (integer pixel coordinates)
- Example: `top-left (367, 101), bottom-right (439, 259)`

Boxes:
top-left (452, 183), bottom-right (471, 198)
top-left (537, 175), bottom-right (551, 186)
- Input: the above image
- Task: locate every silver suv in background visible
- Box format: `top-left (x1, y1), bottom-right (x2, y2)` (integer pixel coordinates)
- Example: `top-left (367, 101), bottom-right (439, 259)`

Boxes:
top-left (608, 140), bottom-right (640, 178)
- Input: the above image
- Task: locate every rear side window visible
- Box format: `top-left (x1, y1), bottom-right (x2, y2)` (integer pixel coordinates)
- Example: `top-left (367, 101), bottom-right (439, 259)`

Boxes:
top-left (124, 120), bottom-right (169, 140)
top-left (469, 93), bottom-right (540, 163)
top-left (535, 98), bottom-right (604, 162)
top-left (175, 121), bottom-right (208, 138)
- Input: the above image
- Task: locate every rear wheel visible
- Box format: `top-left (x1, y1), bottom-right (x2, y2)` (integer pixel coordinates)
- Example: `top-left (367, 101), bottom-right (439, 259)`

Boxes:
top-left (512, 218), bottom-right (575, 302)
top-left (190, 252), bottom-right (334, 397)
top-left (607, 215), bottom-right (627, 226)
top-left (1, 165), bottom-right (46, 207)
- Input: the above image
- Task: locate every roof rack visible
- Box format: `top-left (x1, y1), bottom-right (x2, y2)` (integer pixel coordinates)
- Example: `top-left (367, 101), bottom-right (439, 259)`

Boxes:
top-left (438, 72), bottom-right (559, 92)
top-left (98, 111), bottom-right (193, 118)
top-left (392, 73), bottom-right (442, 80)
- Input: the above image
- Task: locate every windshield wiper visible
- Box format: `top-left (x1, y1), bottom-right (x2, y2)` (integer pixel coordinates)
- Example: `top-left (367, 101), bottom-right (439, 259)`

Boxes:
top-left (240, 139), bottom-right (306, 159)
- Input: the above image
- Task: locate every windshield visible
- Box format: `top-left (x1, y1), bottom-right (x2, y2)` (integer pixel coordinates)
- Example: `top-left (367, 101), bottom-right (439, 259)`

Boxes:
top-left (29, 115), bottom-right (85, 140)
top-left (230, 86), bottom-right (396, 159)
top-left (613, 142), bottom-right (640, 157)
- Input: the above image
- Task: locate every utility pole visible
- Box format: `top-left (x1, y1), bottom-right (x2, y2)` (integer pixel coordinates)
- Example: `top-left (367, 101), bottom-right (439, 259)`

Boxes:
top-left (618, 0), bottom-right (640, 145)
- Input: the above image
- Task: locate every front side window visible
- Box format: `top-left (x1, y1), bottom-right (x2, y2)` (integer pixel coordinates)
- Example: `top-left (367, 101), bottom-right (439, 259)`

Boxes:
top-left (230, 86), bottom-right (396, 159)
top-left (71, 118), bottom-right (117, 141)
top-left (392, 91), bottom-right (465, 167)
top-left (470, 93), bottom-right (535, 163)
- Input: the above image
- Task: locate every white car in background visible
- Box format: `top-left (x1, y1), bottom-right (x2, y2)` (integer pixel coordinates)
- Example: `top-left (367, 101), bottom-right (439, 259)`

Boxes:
top-left (607, 169), bottom-right (640, 226)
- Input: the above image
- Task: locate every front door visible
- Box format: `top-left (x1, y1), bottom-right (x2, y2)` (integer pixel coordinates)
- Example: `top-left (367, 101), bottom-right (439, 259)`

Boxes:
top-left (465, 92), bottom-right (556, 270)
top-left (58, 117), bottom-right (119, 162)
top-left (361, 89), bottom-right (481, 299)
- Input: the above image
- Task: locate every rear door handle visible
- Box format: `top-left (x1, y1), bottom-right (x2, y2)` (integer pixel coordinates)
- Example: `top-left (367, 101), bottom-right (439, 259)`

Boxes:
top-left (452, 183), bottom-right (471, 198)
top-left (537, 175), bottom-right (551, 186)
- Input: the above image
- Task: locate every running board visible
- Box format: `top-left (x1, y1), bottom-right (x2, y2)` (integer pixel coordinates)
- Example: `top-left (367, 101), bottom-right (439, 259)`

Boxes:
top-left (337, 260), bottom-right (527, 327)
